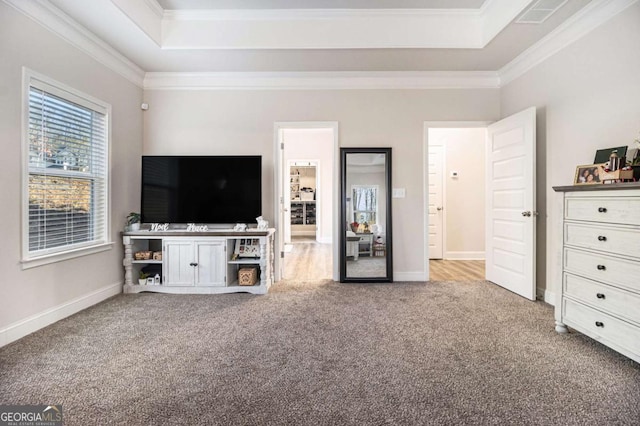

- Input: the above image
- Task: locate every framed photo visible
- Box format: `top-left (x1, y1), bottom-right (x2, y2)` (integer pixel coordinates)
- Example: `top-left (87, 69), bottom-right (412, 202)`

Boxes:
top-left (234, 238), bottom-right (260, 258)
top-left (594, 146), bottom-right (627, 164)
top-left (574, 164), bottom-right (603, 185)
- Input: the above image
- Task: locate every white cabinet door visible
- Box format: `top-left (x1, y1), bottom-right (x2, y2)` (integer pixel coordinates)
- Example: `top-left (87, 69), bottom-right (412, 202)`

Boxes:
top-left (164, 240), bottom-right (195, 286)
top-left (195, 240), bottom-right (226, 287)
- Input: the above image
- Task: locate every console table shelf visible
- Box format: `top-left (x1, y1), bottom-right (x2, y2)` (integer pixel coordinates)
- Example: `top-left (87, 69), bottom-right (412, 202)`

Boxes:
top-left (122, 229), bottom-right (275, 295)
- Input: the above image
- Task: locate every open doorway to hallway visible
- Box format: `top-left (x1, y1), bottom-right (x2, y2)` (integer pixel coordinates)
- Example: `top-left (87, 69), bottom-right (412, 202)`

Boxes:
top-left (277, 126), bottom-right (336, 282)
top-left (425, 124), bottom-right (488, 281)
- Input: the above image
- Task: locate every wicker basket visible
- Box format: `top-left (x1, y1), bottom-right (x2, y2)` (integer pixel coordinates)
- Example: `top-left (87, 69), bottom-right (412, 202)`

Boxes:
top-left (134, 251), bottom-right (152, 260)
top-left (152, 251), bottom-right (163, 261)
top-left (238, 267), bottom-right (258, 286)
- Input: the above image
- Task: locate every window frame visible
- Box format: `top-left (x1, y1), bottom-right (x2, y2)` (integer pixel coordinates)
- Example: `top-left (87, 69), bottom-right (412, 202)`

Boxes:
top-left (351, 184), bottom-right (379, 225)
top-left (21, 68), bottom-right (112, 269)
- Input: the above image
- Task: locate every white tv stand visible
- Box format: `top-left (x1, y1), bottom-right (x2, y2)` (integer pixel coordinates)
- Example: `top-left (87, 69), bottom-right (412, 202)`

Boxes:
top-left (122, 229), bottom-right (275, 295)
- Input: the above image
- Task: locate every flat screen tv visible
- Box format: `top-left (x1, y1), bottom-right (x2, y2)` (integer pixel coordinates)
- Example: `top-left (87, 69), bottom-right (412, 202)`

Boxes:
top-left (141, 156), bottom-right (262, 224)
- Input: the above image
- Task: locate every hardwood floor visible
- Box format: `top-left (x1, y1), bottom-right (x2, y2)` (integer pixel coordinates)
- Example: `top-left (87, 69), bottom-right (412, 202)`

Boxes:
top-left (284, 238), bottom-right (484, 282)
top-left (283, 236), bottom-right (333, 281)
top-left (429, 259), bottom-right (485, 281)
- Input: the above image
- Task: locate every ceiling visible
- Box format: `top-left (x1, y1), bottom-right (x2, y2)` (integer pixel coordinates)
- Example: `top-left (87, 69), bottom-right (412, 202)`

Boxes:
top-left (35, 0), bottom-right (594, 74)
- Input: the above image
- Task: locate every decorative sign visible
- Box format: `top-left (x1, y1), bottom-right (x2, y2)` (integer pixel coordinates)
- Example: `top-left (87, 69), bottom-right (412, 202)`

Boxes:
top-left (187, 223), bottom-right (209, 232)
top-left (150, 223), bottom-right (169, 232)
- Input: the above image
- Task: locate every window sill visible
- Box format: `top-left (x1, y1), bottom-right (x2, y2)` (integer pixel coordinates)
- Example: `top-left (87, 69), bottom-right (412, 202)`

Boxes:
top-left (21, 242), bottom-right (114, 270)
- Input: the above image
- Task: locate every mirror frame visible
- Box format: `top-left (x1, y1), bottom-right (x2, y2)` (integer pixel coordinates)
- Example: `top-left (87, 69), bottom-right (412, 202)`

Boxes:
top-left (340, 147), bottom-right (393, 283)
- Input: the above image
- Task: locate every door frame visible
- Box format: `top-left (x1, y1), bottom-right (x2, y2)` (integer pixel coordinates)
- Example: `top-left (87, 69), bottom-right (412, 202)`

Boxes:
top-left (427, 143), bottom-right (446, 260)
top-left (273, 121), bottom-right (340, 282)
top-left (423, 121), bottom-right (491, 281)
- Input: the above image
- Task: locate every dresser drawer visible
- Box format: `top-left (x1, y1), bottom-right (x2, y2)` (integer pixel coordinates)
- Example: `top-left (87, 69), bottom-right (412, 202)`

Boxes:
top-left (563, 298), bottom-right (640, 357)
top-left (564, 248), bottom-right (640, 293)
top-left (564, 222), bottom-right (640, 259)
top-left (565, 197), bottom-right (640, 226)
top-left (564, 273), bottom-right (640, 325)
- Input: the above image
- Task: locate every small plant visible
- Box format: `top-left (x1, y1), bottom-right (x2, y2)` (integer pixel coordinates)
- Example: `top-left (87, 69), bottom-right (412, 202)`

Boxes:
top-left (126, 212), bottom-right (141, 226)
top-left (139, 271), bottom-right (150, 279)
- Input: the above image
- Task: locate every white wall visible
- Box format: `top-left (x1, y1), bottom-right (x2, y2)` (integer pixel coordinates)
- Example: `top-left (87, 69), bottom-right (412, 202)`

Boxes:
top-left (0, 3), bottom-right (143, 344)
top-left (500, 3), bottom-right (640, 299)
top-left (429, 128), bottom-right (486, 259)
top-left (283, 128), bottom-right (334, 243)
top-left (143, 89), bottom-right (501, 280)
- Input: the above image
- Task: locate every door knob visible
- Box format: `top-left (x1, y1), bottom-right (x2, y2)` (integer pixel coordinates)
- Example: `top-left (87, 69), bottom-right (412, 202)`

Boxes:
top-left (436, 207), bottom-right (443, 211)
top-left (521, 211), bottom-right (532, 217)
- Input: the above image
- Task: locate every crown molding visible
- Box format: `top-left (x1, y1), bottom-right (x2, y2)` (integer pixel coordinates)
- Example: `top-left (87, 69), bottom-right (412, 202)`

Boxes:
top-left (498, 0), bottom-right (639, 86)
top-left (3, 0), bottom-right (145, 88)
top-left (159, 0), bottom-right (530, 49)
top-left (143, 71), bottom-right (501, 91)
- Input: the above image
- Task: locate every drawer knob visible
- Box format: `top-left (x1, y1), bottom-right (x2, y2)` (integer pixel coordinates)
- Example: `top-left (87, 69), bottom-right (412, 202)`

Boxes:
top-left (596, 293), bottom-right (606, 299)
top-left (598, 207), bottom-right (607, 213)
top-left (597, 235), bottom-right (607, 242)
top-left (597, 264), bottom-right (606, 271)
top-left (595, 321), bottom-right (604, 328)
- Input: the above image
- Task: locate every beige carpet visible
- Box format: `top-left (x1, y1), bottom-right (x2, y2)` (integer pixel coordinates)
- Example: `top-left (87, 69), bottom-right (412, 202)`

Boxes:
top-left (1, 280), bottom-right (639, 425)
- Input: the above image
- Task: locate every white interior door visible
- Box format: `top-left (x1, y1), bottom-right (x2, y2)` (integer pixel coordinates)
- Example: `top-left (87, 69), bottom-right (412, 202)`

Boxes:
top-left (428, 145), bottom-right (444, 259)
top-left (284, 163), bottom-right (292, 244)
top-left (486, 107), bottom-right (536, 300)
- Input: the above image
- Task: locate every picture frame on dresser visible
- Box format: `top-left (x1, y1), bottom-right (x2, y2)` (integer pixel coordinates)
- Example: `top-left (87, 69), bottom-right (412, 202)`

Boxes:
top-left (574, 164), bottom-right (602, 185)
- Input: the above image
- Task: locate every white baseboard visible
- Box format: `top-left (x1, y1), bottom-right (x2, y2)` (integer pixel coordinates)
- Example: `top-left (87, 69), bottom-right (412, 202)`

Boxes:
top-left (444, 251), bottom-right (485, 260)
top-left (0, 281), bottom-right (122, 348)
top-left (394, 271), bottom-right (427, 282)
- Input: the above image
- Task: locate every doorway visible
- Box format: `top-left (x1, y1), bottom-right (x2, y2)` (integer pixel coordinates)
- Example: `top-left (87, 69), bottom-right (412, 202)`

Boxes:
top-left (274, 123), bottom-right (339, 282)
top-left (424, 123), bottom-right (489, 281)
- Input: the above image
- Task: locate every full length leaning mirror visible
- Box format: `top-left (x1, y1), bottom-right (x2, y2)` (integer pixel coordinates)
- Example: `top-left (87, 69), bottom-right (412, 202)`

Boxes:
top-left (340, 148), bottom-right (393, 282)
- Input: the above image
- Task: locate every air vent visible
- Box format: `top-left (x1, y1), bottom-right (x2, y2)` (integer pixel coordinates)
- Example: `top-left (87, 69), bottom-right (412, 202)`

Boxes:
top-left (516, 0), bottom-right (568, 24)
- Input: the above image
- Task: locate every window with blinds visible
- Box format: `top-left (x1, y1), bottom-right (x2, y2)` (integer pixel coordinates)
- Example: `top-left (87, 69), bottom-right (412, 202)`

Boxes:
top-left (25, 76), bottom-right (109, 259)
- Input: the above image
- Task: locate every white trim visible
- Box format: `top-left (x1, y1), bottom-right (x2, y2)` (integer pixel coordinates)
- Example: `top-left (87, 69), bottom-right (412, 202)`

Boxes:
top-left (394, 272), bottom-right (426, 282)
top-left (163, 8), bottom-right (485, 21)
top-left (21, 243), bottom-right (115, 270)
top-left (4, 0), bottom-right (145, 87)
top-left (144, 71), bottom-right (501, 91)
top-left (499, 0), bottom-right (639, 86)
top-left (444, 251), bottom-right (486, 260)
top-left (0, 281), bottom-right (122, 348)
top-left (273, 122), bottom-right (340, 282)
top-left (160, 1), bottom-right (527, 50)
top-left (544, 289), bottom-right (556, 306)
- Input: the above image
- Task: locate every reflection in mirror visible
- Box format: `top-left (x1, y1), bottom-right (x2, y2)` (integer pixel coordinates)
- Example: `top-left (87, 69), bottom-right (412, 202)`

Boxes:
top-left (340, 148), bottom-right (392, 282)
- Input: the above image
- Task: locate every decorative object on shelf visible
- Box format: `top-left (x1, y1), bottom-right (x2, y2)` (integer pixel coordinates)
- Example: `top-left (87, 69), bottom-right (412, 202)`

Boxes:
top-left (150, 223), bottom-right (170, 232)
top-left (233, 223), bottom-right (247, 231)
top-left (593, 146), bottom-right (628, 164)
top-left (126, 212), bottom-right (141, 231)
top-left (350, 221), bottom-right (359, 232)
top-left (256, 216), bottom-right (268, 230)
top-left (599, 163), bottom-right (634, 184)
top-left (238, 267), bottom-right (258, 286)
top-left (187, 223), bottom-right (208, 232)
top-left (146, 277), bottom-right (155, 285)
top-left (139, 271), bottom-right (150, 285)
top-left (574, 164), bottom-right (602, 185)
top-left (234, 238), bottom-right (260, 258)
top-left (152, 251), bottom-right (162, 261)
top-left (154, 273), bottom-right (161, 285)
top-left (134, 250), bottom-right (152, 260)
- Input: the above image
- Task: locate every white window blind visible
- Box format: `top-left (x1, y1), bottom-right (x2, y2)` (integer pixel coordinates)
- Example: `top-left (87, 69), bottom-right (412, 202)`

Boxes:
top-left (26, 79), bottom-right (108, 259)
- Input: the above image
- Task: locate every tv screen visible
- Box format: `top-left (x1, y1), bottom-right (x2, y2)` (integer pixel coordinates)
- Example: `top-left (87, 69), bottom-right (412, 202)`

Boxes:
top-left (141, 156), bottom-right (262, 224)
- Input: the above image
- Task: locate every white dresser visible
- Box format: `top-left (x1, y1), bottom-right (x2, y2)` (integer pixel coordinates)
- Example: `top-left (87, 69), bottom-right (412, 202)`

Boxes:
top-left (553, 184), bottom-right (640, 363)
